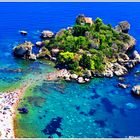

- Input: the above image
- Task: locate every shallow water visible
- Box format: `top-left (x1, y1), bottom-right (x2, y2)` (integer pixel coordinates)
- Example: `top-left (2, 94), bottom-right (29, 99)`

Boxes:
top-left (0, 2), bottom-right (140, 138)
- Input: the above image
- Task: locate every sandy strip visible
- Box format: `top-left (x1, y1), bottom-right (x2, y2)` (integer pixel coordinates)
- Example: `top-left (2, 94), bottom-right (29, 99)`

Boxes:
top-left (0, 83), bottom-right (29, 139)
top-left (0, 69), bottom-right (68, 139)
top-left (46, 69), bottom-right (70, 80)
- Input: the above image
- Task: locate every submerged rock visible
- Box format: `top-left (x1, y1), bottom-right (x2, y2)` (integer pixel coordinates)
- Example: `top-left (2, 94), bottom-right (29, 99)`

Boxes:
top-left (18, 107), bottom-right (28, 114)
top-left (131, 85), bottom-right (140, 96)
top-left (125, 103), bottom-right (137, 109)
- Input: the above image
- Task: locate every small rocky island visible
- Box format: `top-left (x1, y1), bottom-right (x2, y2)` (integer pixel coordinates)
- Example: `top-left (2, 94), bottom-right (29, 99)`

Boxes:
top-left (13, 14), bottom-right (140, 84)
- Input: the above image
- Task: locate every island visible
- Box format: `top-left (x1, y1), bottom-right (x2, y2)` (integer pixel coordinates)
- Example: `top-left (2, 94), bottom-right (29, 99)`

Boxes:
top-left (13, 14), bottom-right (140, 84)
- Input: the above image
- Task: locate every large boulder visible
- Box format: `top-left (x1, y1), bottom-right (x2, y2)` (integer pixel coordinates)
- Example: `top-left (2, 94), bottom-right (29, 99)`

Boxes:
top-left (103, 69), bottom-right (114, 78)
top-left (103, 62), bottom-right (114, 77)
top-left (121, 35), bottom-right (136, 52)
top-left (71, 74), bottom-right (78, 79)
top-left (115, 21), bottom-right (130, 33)
top-left (131, 85), bottom-right (140, 96)
top-left (77, 77), bottom-right (85, 84)
top-left (41, 30), bottom-right (54, 39)
top-left (76, 14), bottom-right (85, 25)
top-left (117, 53), bottom-right (129, 63)
top-left (20, 30), bottom-right (28, 35)
top-left (132, 50), bottom-right (140, 63)
top-left (113, 63), bottom-right (128, 76)
top-left (13, 41), bottom-right (33, 58)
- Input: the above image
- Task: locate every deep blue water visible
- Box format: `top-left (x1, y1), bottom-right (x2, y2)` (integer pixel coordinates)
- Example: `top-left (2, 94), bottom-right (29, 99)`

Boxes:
top-left (0, 2), bottom-right (140, 138)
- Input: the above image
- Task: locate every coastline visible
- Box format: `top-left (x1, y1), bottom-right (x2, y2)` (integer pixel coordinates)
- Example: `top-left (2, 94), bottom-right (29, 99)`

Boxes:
top-left (0, 69), bottom-right (60, 139)
top-left (0, 83), bottom-right (29, 139)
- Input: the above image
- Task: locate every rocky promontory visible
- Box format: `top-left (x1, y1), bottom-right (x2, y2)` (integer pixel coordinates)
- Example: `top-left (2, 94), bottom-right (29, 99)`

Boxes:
top-left (13, 14), bottom-right (140, 84)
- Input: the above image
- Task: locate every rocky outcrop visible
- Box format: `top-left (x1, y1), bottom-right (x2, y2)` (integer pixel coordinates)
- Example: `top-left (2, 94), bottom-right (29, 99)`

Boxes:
top-left (113, 63), bottom-right (128, 76)
top-left (115, 21), bottom-right (130, 33)
top-left (123, 35), bottom-right (136, 51)
top-left (76, 14), bottom-right (93, 25)
top-left (13, 41), bottom-right (34, 59)
top-left (131, 85), bottom-right (140, 96)
top-left (41, 30), bottom-right (54, 39)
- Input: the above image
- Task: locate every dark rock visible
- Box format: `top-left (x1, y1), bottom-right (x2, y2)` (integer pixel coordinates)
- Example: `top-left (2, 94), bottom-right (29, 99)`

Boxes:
top-left (13, 41), bottom-right (34, 59)
top-left (94, 120), bottom-right (106, 128)
top-left (18, 107), bottom-right (28, 114)
top-left (115, 21), bottom-right (130, 33)
top-left (101, 98), bottom-right (117, 114)
top-left (20, 30), bottom-right (28, 35)
top-left (42, 117), bottom-right (62, 137)
top-left (88, 109), bottom-right (96, 116)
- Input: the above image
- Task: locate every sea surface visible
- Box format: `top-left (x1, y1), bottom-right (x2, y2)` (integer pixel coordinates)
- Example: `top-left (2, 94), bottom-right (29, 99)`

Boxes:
top-left (0, 2), bottom-right (140, 138)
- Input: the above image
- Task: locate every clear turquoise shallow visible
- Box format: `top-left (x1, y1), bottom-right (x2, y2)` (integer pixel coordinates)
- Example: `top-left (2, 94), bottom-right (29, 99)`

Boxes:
top-left (0, 2), bottom-right (140, 138)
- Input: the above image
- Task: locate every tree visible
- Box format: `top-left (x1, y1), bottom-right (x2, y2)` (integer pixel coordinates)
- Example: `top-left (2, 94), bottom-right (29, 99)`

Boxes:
top-left (73, 24), bottom-right (90, 36)
top-left (80, 53), bottom-right (95, 70)
top-left (95, 17), bottom-right (103, 32)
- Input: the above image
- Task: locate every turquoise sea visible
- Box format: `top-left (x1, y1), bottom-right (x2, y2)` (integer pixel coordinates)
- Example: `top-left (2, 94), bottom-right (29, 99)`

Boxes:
top-left (1, 2), bottom-right (140, 138)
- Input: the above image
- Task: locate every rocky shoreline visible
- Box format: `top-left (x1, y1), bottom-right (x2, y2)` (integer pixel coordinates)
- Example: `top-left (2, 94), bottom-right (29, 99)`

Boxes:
top-left (12, 15), bottom-right (140, 85)
top-left (13, 26), bottom-right (140, 83)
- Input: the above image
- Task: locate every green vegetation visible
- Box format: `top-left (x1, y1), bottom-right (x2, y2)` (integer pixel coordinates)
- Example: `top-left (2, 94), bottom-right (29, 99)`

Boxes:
top-left (42, 15), bottom-right (132, 75)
